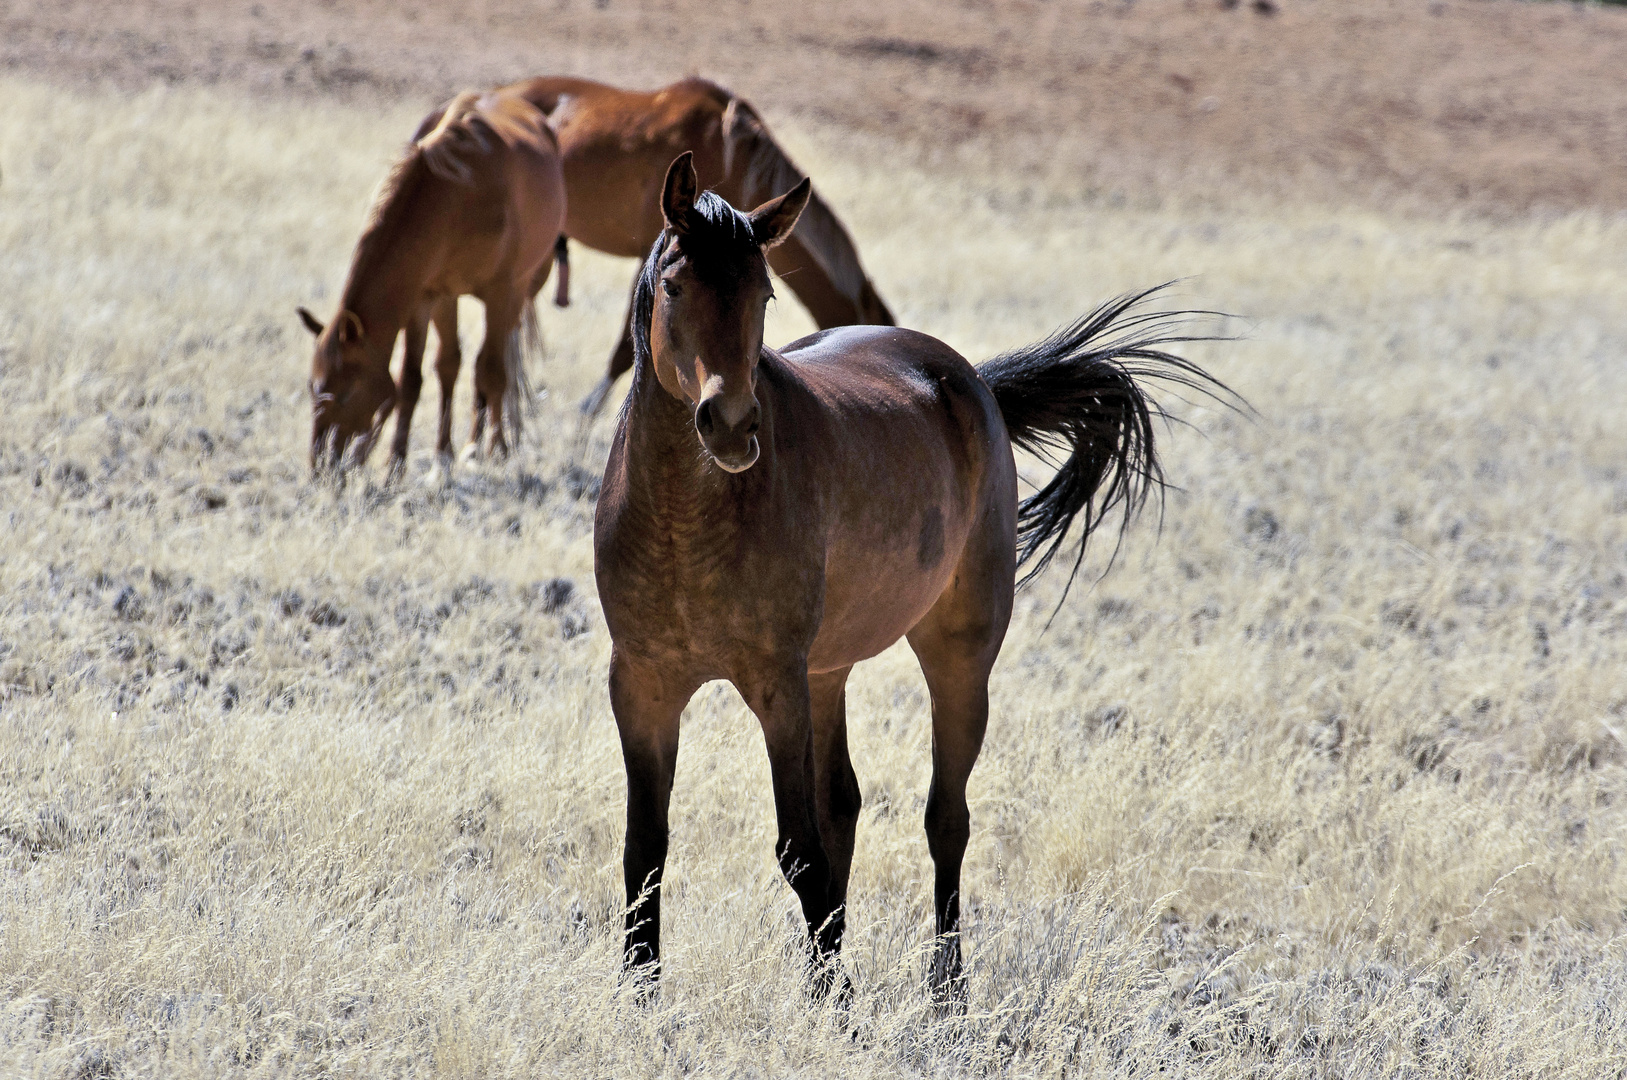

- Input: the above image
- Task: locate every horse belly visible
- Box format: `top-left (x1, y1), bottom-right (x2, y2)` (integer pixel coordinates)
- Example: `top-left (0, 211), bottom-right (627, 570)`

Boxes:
top-left (806, 497), bottom-right (973, 674)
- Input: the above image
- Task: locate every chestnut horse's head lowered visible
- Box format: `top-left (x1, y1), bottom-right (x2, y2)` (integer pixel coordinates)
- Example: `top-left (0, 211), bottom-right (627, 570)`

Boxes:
top-left (298, 306), bottom-right (397, 469)
top-left (632, 152), bottom-right (810, 473)
top-left (296, 89), bottom-right (566, 473)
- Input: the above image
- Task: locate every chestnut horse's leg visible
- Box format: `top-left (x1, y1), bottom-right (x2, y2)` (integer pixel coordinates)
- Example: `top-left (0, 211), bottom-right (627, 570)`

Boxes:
top-left (469, 291), bottom-right (521, 458)
top-left (906, 525), bottom-right (1014, 1005)
top-left (740, 661), bottom-right (840, 983)
top-left (609, 651), bottom-right (690, 982)
top-left (431, 297), bottom-right (461, 461)
top-left (388, 308), bottom-right (430, 475)
top-left (578, 274), bottom-right (640, 417)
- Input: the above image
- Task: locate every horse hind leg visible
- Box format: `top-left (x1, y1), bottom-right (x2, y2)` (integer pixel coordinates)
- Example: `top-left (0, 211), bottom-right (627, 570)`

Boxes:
top-left (905, 520), bottom-right (1014, 1007)
top-left (467, 290), bottom-right (524, 459)
top-left (578, 272), bottom-right (640, 417)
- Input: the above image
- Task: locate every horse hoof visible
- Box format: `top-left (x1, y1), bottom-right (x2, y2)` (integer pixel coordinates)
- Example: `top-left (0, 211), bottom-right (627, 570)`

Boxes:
top-left (929, 977), bottom-right (968, 1016)
top-left (425, 454), bottom-right (453, 488)
top-left (928, 938), bottom-right (968, 1014)
top-left (458, 442), bottom-right (480, 464)
top-left (619, 960), bottom-right (661, 1006)
top-left (811, 963), bottom-right (853, 1007)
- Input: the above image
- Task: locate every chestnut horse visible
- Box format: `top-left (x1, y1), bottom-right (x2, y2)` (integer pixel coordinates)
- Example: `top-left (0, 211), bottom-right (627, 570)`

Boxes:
top-left (490, 76), bottom-right (895, 416)
top-left (595, 154), bottom-right (1230, 999)
top-left (299, 89), bottom-right (566, 471)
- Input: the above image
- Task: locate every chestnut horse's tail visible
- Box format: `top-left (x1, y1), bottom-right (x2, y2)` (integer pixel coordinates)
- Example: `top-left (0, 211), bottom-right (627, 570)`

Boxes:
top-left (977, 285), bottom-right (1238, 594)
top-left (503, 296), bottom-right (542, 446)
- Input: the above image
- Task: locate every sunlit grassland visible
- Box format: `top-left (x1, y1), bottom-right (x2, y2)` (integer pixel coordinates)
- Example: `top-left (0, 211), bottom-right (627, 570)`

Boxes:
top-left (2, 76), bottom-right (1626, 1077)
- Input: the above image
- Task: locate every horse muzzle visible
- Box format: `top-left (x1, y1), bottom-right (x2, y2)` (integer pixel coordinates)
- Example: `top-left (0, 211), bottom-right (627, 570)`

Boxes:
top-left (694, 393), bottom-right (761, 474)
top-left (707, 434), bottom-right (760, 473)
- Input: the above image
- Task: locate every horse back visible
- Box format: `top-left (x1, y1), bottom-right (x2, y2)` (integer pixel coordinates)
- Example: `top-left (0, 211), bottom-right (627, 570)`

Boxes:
top-left (501, 76), bottom-right (738, 257)
top-left (777, 326), bottom-right (1004, 451)
top-left (401, 91), bottom-right (565, 292)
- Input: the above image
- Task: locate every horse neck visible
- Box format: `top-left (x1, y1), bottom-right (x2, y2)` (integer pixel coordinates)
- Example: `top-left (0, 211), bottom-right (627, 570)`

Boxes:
top-left (725, 114), bottom-right (869, 315)
top-left (339, 157), bottom-right (445, 346)
top-left (620, 358), bottom-right (753, 514)
top-left (792, 189), bottom-right (868, 309)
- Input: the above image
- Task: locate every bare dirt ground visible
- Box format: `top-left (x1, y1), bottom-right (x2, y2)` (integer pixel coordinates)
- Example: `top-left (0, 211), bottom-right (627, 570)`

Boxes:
top-left (6, 0), bottom-right (1627, 212)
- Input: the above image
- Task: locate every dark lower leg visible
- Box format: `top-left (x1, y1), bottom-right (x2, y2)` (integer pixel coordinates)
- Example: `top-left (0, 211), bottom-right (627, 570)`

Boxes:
top-left (913, 659), bottom-right (991, 1000)
top-left (925, 772), bottom-right (972, 992)
top-left (622, 760), bottom-right (673, 974)
top-left (810, 668), bottom-right (861, 955)
top-left (610, 656), bottom-right (686, 979)
top-left (744, 666), bottom-right (838, 964)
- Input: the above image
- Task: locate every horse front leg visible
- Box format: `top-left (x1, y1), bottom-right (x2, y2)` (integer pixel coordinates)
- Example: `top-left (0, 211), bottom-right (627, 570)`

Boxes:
top-left (430, 297), bottom-right (461, 467)
top-left (740, 659), bottom-right (841, 990)
top-left (810, 665), bottom-right (860, 1002)
top-left (388, 308), bottom-right (430, 478)
top-left (610, 651), bottom-right (689, 988)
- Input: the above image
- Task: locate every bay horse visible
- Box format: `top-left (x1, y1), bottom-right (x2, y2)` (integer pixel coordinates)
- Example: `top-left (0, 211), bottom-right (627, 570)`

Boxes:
top-left (299, 89), bottom-right (566, 471)
top-left (490, 76), bottom-right (895, 416)
top-left (594, 153), bottom-right (1230, 999)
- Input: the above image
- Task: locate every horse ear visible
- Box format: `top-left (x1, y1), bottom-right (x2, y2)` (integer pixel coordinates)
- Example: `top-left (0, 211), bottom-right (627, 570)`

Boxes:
top-left (337, 310), bottom-right (365, 346)
top-left (297, 307), bottom-right (325, 336)
top-left (748, 176), bottom-right (811, 250)
top-left (661, 151), bottom-right (698, 235)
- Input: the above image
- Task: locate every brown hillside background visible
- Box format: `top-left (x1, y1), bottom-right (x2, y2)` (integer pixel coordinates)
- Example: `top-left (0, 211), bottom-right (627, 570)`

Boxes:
top-left (6, 0), bottom-right (1627, 212)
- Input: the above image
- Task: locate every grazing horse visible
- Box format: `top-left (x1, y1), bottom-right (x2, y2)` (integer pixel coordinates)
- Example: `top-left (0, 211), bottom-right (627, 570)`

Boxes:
top-left (299, 89), bottom-right (566, 471)
top-left (490, 75), bottom-right (895, 416)
top-left (594, 153), bottom-right (1230, 998)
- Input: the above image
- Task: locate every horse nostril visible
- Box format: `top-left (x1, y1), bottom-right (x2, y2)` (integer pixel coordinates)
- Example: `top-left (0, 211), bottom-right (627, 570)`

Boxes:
top-left (695, 399), bottom-right (716, 437)
top-left (745, 407), bottom-right (761, 436)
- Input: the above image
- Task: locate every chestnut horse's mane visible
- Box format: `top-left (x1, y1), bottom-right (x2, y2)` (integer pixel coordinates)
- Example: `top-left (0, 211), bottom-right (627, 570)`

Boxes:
top-left (720, 97), bottom-right (868, 316)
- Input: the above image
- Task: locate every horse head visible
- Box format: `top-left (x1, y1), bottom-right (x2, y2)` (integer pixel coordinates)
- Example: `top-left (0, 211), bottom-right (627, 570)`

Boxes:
top-left (298, 306), bottom-right (397, 470)
top-left (639, 152), bottom-right (809, 473)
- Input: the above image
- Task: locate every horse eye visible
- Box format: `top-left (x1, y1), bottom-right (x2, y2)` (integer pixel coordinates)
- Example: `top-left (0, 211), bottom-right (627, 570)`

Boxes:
top-left (661, 279), bottom-right (681, 297)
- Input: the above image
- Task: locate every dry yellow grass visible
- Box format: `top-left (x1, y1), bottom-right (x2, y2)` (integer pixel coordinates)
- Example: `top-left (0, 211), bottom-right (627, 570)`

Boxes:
top-left (2, 75), bottom-right (1626, 1077)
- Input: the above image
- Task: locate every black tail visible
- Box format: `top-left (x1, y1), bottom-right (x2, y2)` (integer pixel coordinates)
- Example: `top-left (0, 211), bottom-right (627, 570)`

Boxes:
top-left (977, 285), bottom-right (1240, 599)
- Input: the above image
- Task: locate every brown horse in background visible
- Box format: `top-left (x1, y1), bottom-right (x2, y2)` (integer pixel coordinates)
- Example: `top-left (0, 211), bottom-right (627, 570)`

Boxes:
top-left (300, 89), bottom-right (566, 471)
top-left (490, 76), bottom-right (895, 416)
top-left (594, 154), bottom-right (1232, 1001)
